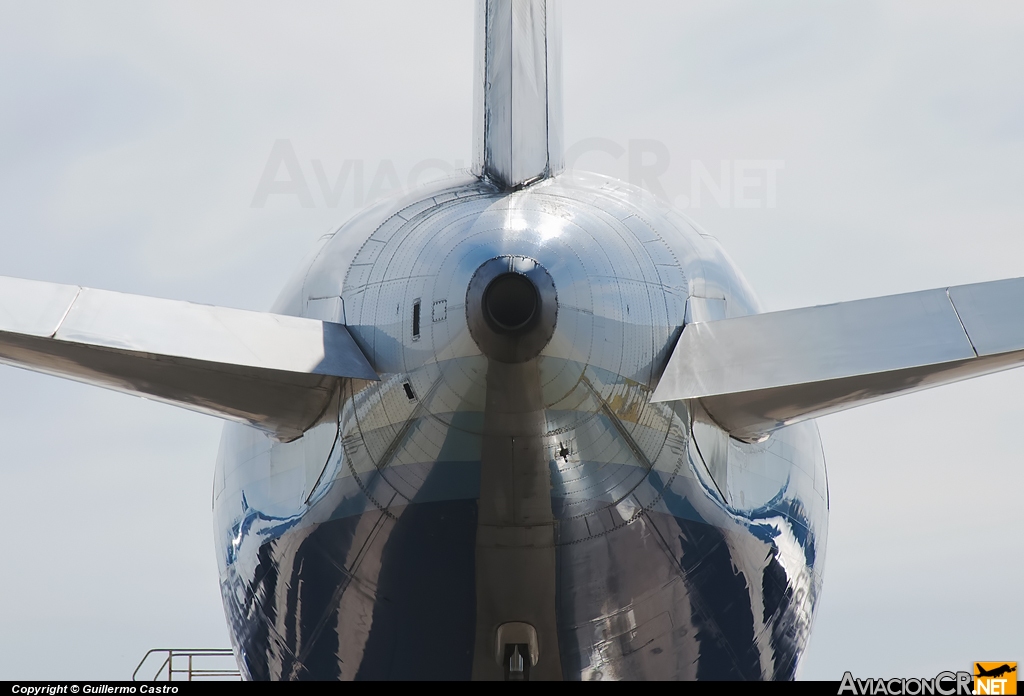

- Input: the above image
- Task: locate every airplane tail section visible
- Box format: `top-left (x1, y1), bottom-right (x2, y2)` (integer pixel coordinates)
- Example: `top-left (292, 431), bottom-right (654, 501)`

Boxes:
top-left (0, 275), bottom-right (377, 441)
top-left (653, 277), bottom-right (1024, 441)
top-left (472, 0), bottom-right (563, 190)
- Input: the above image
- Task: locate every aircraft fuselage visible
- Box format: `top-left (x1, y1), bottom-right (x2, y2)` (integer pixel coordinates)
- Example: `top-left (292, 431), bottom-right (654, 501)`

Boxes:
top-left (212, 171), bottom-right (829, 680)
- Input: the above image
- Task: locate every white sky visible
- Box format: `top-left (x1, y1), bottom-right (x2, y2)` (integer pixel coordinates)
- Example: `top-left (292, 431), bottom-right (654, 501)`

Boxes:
top-left (0, 0), bottom-right (1021, 681)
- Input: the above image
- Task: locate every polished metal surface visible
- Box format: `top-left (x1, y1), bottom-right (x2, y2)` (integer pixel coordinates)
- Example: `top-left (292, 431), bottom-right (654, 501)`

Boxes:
top-left (472, 0), bottom-right (563, 189)
top-left (0, 275), bottom-right (82, 336)
top-left (948, 277), bottom-right (1024, 355)
top-left (653, 278), bottom-right (1024, 440)
top-left (466, 255), bottom-right (558, 363)
top-left (212, 171), bottom-right (826, 680)
top-left (0, 276), bottom-right (377, 440)
top-left (9, 0), bottom-right (1024, 682)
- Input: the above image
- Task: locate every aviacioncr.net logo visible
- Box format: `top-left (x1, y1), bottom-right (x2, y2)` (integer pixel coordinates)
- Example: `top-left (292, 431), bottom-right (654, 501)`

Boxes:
top-left (838, 671), bottom-right (973, 695)
top-left (974, 662), bottom-right (1017, 695)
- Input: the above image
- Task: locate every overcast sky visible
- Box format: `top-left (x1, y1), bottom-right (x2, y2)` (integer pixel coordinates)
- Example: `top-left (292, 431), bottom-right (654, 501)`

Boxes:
top-left (0, 0), bottom-right (1021, 681)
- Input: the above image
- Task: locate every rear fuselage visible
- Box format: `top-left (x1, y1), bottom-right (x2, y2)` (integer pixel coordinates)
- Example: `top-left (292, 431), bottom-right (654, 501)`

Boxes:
top-left (212, 171), bottom-right (828, 680)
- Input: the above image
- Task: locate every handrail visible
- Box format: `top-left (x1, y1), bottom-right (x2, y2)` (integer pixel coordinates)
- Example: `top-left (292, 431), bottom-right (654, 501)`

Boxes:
top-left (133, 648), bottom-right (241, 681)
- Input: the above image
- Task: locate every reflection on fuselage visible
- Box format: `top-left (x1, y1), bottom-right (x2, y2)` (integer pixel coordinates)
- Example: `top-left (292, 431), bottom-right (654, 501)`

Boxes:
top-left (212, 172), bottom-right (829, 680)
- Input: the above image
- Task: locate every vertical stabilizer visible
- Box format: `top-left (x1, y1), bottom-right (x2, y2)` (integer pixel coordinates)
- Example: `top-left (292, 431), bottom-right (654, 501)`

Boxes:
top-left (473, 0), bottom-right (563, 190)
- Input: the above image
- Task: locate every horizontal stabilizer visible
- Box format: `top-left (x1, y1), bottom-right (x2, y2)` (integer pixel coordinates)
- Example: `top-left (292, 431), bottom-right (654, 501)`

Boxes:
top-left (652, 277), bottom-right (1024, 440)
top-left (0, 276), bottom-right (377, 441)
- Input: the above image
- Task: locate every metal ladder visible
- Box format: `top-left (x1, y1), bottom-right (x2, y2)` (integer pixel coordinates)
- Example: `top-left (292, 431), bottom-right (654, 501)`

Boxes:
top-left (133, 649), bottom-right (241, 681)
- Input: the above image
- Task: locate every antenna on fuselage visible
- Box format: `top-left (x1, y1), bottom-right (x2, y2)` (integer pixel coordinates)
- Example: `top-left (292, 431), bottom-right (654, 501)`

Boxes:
top-left (472, 0), bottom-right (563, 190)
